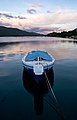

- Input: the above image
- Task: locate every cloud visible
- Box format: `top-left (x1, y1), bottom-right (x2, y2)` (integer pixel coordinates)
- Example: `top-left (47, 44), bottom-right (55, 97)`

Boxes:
top-left (25, 26), bottom-right (65, 34)
top-left (26, 3), bottom-right (43, 15)
top-left (27, 9), bottom-right (77, 27)
top-left (0, 12), bottom-right (27, 19)
top-left (17, 16), bottom-right (27, 19)
top-left (0, 13), bottom-right (14, 19)
top-left (27, 9), bottom-right (37, 14)
top-left (47, 11), bottom-right (51, 13)
top-left (0, 21), bottom-right (12, 27)
top-left (0, 9), bottom-right (77, 33)
top-left (31, 3), bottom-right (43, 8)
top-left (0, 17), bottom-right (26, 28)
top-left (51, 9), bottom-right (77, 24)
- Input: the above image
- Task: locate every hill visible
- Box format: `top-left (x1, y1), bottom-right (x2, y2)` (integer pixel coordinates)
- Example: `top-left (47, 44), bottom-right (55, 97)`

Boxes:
top-left (47, 28), bottom-right (77, 39)
top-left (0, 26), bottom-right (44, 37)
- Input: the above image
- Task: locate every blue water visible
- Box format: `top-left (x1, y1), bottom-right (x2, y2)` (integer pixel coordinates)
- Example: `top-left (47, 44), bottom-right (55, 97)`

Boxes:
top-left (0, 37), bottom-right (77, 120)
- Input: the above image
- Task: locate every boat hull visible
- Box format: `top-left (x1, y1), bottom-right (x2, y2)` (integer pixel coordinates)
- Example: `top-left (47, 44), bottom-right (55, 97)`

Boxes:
top-left (23, 66), bottom-right (53, 83)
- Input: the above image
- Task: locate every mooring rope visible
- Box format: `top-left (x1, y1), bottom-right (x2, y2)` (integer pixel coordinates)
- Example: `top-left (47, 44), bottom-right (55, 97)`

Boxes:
top-left (44, 98), bottom-right (66, 120)
top-left (42, 66), bottom-right (67, 120)
top-left (41, 63), bottom-right (57, 103)
top-left (44, 70), bottom-right (58, 104)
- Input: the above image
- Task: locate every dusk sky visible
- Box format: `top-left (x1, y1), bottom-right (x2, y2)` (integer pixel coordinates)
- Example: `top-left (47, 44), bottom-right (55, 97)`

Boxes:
top-left (0, 0), bottom-right (77, 34)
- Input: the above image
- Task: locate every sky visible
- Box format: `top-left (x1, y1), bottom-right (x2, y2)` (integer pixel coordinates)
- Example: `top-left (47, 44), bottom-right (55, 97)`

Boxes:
top-left (0, 0), bottom-right (77, 34)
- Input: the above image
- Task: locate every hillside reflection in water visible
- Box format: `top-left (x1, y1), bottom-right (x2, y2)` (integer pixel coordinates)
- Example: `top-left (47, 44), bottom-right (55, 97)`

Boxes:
top-left (0, 37), bottom-right (77, 61)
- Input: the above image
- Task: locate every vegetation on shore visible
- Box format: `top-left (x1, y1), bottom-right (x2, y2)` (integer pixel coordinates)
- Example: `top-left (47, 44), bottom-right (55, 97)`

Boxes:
top-left (47, 28), bottom-right (77, 39)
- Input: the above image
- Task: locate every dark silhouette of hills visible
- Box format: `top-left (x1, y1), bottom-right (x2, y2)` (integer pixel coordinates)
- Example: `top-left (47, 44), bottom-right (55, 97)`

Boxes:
top-left (0, 26), bottom-right (44, 37)
top-left (0, 26), bottom-right (77, 39)
top-left (47, 28), bottom-right (77, 39)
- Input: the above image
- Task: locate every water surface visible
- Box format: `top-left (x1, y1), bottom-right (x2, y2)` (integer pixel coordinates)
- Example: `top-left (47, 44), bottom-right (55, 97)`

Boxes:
top-left (0, 37), bottom-right (77, 120)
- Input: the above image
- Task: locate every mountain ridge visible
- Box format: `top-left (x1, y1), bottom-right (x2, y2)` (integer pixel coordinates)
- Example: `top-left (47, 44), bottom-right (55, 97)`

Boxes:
top-left (0, 26), bottom-right (44, 37)
top-left (0, 26), bottom-right (77, 39)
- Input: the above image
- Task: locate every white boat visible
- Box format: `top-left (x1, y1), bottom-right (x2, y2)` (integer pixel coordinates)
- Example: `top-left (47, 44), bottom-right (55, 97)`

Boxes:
top-left (22, 50), bottom-right (55, 81)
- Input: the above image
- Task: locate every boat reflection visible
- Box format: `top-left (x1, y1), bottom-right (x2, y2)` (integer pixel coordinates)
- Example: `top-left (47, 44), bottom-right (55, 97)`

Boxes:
top-left (22, 68), bottom-right (54, 115)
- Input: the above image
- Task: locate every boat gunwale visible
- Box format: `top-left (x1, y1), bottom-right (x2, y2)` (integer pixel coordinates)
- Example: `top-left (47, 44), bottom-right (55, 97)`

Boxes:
top-left (22, 52), bottom-right (55, 69)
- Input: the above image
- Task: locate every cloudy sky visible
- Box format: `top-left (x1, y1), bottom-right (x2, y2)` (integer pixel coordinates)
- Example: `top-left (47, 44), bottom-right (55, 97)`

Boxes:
top-left (0, 0), bottom-right (77, 34)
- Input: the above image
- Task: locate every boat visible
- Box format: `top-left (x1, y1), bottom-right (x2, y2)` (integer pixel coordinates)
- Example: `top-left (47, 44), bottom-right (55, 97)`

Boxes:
top-left (22, 50), bottom-right (55, 82)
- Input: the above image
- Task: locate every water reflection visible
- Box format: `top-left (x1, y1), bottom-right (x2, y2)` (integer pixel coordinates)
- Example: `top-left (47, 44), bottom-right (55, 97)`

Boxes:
top-left (0, 37), bottom-right (77, 61)
top-left (22, 68), bottom-right (54, 115)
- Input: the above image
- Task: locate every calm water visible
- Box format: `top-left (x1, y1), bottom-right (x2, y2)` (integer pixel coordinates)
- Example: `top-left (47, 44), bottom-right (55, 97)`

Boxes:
top-left (0, 37), bottom-right (77, 120)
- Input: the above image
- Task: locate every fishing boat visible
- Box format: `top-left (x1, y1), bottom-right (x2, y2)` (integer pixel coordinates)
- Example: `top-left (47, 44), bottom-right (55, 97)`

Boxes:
top-left (22, 50), bottom-right (55, 82)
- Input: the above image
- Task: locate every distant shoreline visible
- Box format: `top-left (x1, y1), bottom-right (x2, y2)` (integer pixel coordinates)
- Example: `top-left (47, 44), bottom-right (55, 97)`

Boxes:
top-left (0, 35), bottom-right (77, 41)
top-left (0, 26), bottom-right (77, 39)
top-left (47, 28), bottom-right (77, 39)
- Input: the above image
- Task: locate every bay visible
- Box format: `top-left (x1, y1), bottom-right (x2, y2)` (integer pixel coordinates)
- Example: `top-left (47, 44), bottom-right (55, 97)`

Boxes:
top-left (0, 37), bottom-right (77, 120)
